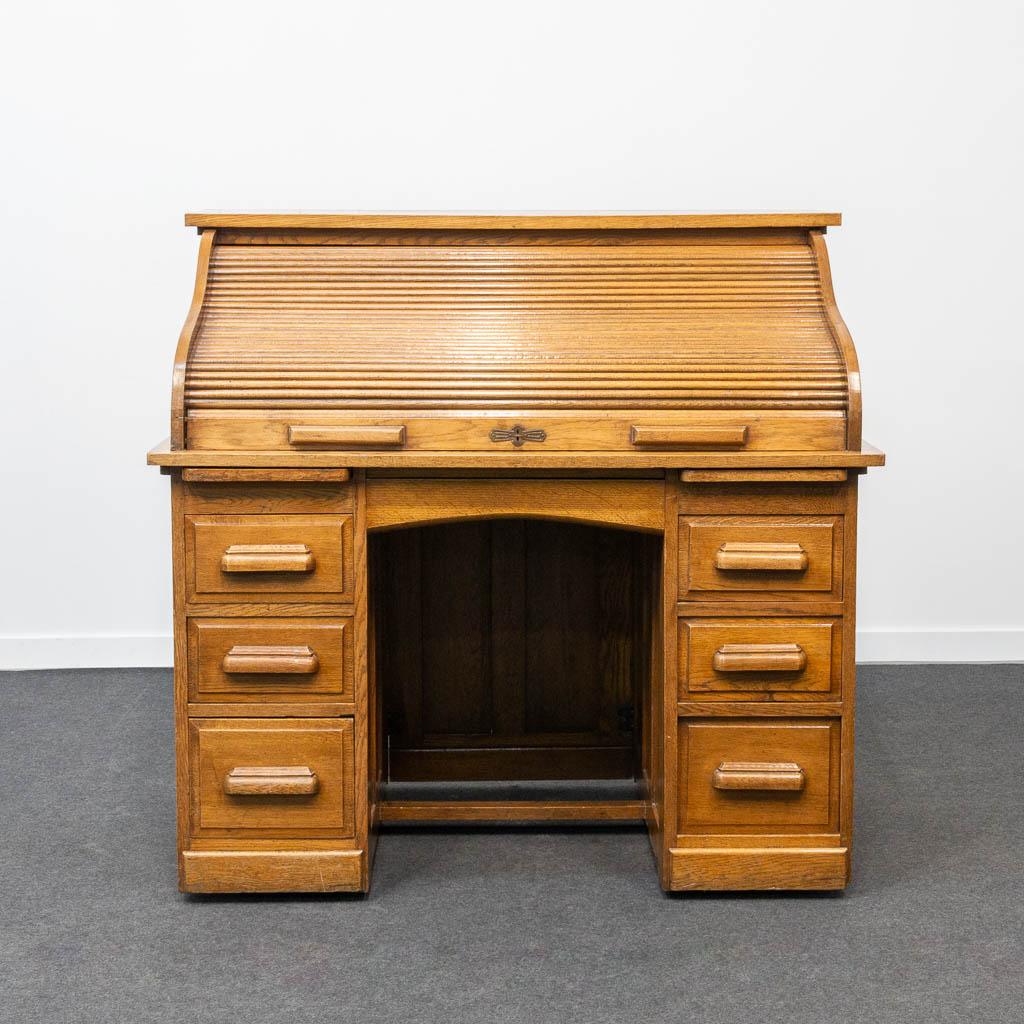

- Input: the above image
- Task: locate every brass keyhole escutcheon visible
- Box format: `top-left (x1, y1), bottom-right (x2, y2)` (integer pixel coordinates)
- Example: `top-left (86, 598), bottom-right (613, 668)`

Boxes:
top-left (488, 425), bottom-right (547, 447)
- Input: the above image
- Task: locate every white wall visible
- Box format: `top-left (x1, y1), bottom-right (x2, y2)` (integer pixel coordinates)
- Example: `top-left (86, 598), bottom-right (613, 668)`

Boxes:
top-left (2, 0), bottom-right (1022, 668)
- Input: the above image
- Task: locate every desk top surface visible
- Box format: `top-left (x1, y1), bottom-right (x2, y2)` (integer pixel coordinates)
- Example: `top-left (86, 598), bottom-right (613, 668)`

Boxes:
top-left (184, 212), bottom-right (843, 230)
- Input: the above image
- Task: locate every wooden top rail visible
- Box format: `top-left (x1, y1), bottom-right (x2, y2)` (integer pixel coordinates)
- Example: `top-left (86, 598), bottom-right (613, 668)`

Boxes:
top-left (148, 439), bottom-right (886, 471)
top-left (185, 212), bottom-right (842, 230)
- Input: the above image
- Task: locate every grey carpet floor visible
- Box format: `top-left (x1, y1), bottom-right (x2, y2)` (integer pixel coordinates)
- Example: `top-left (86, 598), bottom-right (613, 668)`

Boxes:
top-left (2, 665), bottom-right (1022, 1024)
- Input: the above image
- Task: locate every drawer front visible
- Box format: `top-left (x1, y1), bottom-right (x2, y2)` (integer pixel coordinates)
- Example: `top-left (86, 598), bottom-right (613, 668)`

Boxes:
top-left (678, 718), bottom-right (839, 833)
top-left (187, 515), bottom-right (353, 601)
top-left (186, 410), bottom-right (847, 453)
top-left (188, 617), bottom-right (353, 703)
top-left (679, 516), bottom-right (842, 603)
top-left (189, 718), bottom-right (354, 838)
top-left (679, 618), bottom-right (840, 701)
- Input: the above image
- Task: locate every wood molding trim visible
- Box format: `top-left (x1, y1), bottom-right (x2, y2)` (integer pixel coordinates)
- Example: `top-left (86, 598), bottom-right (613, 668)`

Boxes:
top-left (181, 849), bottom-right (365, 893)
top-left (185, 212), bottom-right (843, 230)
top-left (811, 231), bottom-right (862, 449)
top-left (171, 228), bottom-right (215, 449)
top-left (668, 847), bottom-right (849, 890)
top-left (148, 440), bottom-right (885, 471)
top-left (364, 477), bottom-right (665, 533)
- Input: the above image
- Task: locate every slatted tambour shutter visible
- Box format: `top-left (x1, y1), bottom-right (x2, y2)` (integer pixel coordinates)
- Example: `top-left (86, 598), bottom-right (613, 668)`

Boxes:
top-left (184, 241), bottom-right (848, 413)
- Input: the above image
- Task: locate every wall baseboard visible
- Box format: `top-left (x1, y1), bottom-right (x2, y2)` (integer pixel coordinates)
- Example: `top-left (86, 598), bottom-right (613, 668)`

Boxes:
top-left (1, 630), bottom-right (1023, 670)
top-left (854, 629), bottom-right (1024, 664)
top-left (0, 635), bottom-right (174, 670)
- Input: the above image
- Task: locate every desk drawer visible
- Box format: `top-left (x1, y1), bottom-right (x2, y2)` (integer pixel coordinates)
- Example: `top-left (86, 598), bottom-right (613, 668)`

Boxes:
top-left (188, 718), bottom-right (354, 838)
top-left (187, 617), bottom-right (353, 704)
top-left (679, 618), bottom-right (840, 701)
top-left (679, 516), bottom-right (842, 603)
top-left (186, 411), bottom-right (847, 453)
top-left (678, 718), bottom-right (839, 833)
top-left (186, 515), bottom-right (353, 602)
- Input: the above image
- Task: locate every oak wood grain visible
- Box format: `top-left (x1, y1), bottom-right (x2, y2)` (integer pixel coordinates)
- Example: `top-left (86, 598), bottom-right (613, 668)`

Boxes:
top-left (149, 437), bottom-right (885, 470)
top-left (188, 412), bottom-right (846, 454)
top-left (679, 618), bottom-right (839, 701)
top-left (223, 766), bottom-right (319, 796)
top-left (289, 424), bottom-right (406, 447)
top-left (181, 849), bottom-right (365, 893)
top-left (379, 799), bottom-right (645, 823)
top-left (187, 702), bottom-right (356, 718)
top-left (220, 544), bottom-right (315, 574)
top-left (631, 425), bottom-right (748, 448)
top-left (365, 477), bottom-right (663, 533)
top-left (668, 847), bottom-right (848, 890)
top-left (711, 761), bottom-right (805, 791)
top-left (373, 519), bottom-right (660, 783)
top-left (678, 718), bottom-right (839, 833)
top-left (177, 225), bottom-right (854, 451)
top-left (713, 541), bottom-right (808, 572)
top-left (682, 469), bottom-right (847, 483)
top-left (187, 515), bottom-right (354, 601)
top-left (811, 230), bottom-right (862, 448)
top-left (152, 213), bottom-right (881, 894)
top-left (679, 516), bottom-right (842, 602)
top-left (711, 643), bottom-right (807, 673)
top-left (171, 229), bottom-right (214, 449)
top-left (189, 718), bottom-right (354, 838)
top-left (221, 645), bottom-right (320, 675)
top-left (183, 468), bottom-right (351, 484)
top-left (185, 212), bottom-right (843, 229)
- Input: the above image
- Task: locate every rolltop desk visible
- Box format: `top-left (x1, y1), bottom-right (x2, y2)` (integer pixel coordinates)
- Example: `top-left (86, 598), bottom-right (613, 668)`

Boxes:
top-left (148, 212), bottom-right (883, 894)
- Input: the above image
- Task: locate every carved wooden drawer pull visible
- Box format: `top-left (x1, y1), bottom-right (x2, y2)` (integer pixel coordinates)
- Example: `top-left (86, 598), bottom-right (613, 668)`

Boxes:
top-left (220, 544), bottom-right (315, 574)
top-left (712, 643), bottom-right (807, 673)
top-left (288, 424), bottom-right (406, 447)
top-left (221, 645), bottom-right (320, 675)
top-left (712, 762), bottom-right (805, 791)
top-left (630, 425), bottom-right (748, 448)
top-left (223, 766), bottom-right (319, 796)
top-left (714, 541), bottom-right (808, 572)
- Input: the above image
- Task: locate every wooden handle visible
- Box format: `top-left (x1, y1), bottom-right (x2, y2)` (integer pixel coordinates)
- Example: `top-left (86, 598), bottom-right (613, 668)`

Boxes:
top-left (714, 542), bottom-right (808, 572)
top-left (222, 645), bottom-right (319, 675)
top-left (184, 468), bottom-right (350, 484)
top-left (630, 425), bottom-right (748, 448)
top-left (681, 469), bottom-right (847, 484)
top-left (220, 544), bottom-right (315, 574)
top-left (712, 762), bottom-right (805, 791)
top-left (712, 643), bottom-right (807, 673)
top-left (288, 424), bottom-right (406, 447)
top-left (223, 766), bottom-right (319, 796)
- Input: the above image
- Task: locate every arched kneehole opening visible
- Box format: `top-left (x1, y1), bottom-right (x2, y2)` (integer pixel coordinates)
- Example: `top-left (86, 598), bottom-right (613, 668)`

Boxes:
top-left (369, 518), bottom-right (663, 822)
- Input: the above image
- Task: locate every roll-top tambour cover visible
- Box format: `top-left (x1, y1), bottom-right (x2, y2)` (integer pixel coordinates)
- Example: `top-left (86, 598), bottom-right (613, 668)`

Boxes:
top-left (174, 213), bottom-right (860, 456)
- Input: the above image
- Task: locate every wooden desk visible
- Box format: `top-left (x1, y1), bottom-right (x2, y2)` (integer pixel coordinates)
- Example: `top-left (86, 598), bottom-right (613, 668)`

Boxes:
top-left (150, 213), bottom-right (883, 893)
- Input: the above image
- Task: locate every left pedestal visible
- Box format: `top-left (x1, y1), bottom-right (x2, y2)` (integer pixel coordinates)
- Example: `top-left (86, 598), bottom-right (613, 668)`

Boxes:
top-left (169, 469), bottom-right (374, 893)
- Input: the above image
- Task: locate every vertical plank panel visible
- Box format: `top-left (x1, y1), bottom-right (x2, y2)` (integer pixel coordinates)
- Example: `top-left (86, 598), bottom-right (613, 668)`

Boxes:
top-left (375, 519), bottom-right (656, 781)
top-left (377, 528), bottom-right (424, 754)
top-left (524, 522), bottom-right (601, 733)
top-left (421, 522), bottom-right (492, 734)
top-left (629, 532), bottom-right (658, 779)
top-left (490, 520), bottom-right (527, 736)
top-left (596, 528), bottom-right (637, 741)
